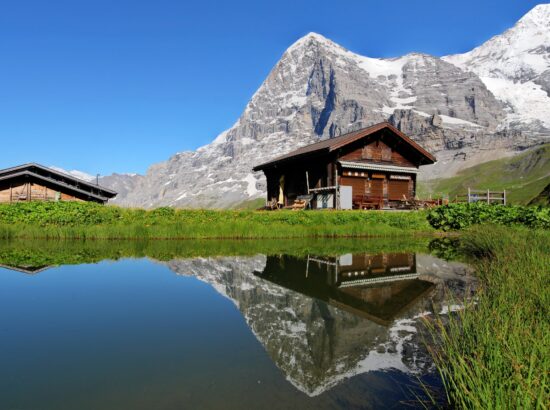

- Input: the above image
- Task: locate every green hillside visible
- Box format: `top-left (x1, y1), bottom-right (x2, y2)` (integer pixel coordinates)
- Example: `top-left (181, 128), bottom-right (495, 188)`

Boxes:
top-left (419, 144), bottom-right (550, 205)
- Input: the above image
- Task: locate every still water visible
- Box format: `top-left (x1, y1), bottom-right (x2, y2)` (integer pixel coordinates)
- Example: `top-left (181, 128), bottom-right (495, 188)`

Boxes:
top-left (0, 239), bottom-right (473, 409)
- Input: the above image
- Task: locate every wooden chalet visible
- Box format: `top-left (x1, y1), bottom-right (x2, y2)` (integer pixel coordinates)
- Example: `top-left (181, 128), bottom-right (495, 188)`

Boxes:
top-left (0, 163), bottom-right (117, 204)
top-left (253, 122), bottom-right (436, 210)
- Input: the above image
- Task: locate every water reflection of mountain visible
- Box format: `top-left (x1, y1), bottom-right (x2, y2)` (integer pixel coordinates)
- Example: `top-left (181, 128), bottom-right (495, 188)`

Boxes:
top-left (166, 253), bottom-right (474, 396)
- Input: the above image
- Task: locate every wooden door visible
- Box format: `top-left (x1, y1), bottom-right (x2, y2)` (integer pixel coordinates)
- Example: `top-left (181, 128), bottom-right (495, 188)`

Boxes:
top-left (388, 179), bottom-right (409, 200)
top-left (370, 178), bottom-right (384, 199)
top-left (341, 176), bottom-right (366, 198)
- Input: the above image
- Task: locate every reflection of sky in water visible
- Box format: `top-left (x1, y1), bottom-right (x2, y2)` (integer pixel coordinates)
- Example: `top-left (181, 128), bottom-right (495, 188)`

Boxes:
top-left (0, 252), bottom-right (473, 409)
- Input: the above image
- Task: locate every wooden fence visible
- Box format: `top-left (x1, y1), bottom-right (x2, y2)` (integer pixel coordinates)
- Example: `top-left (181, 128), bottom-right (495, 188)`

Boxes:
top-left (455, 188), bottom-right (507, 205)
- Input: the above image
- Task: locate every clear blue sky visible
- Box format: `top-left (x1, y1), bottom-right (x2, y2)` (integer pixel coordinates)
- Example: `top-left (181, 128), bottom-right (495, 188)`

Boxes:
top-left (0, 0), bottom-right (545, 175)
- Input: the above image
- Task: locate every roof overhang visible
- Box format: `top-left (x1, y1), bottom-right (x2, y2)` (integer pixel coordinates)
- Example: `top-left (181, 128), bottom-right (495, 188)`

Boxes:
top-left (0, 163), bottom-right (117, 196)
top-left (339, 161), bottom-right (420, 174)
top-left (0, 170), bottom-right (112, 202)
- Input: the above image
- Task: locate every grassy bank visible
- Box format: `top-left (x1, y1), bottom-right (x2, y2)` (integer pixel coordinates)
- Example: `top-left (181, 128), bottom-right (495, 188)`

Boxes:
top-left (426, 226), bottom-right (549, 408)
top-left (0, 202), bottom-right (433, 239)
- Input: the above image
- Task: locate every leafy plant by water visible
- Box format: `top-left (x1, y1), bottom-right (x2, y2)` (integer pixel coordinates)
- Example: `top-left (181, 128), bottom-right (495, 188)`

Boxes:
top-left (427, 202), bottom-right (550, 231)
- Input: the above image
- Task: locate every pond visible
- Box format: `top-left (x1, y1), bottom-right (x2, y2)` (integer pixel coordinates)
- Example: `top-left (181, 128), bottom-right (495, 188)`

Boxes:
top-left (0, 238), bottom-right (474, 409)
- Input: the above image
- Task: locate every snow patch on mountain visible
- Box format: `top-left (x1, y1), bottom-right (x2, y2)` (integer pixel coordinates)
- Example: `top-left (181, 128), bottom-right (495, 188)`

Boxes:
top-left (443, 3), bottom-right (550, 128)
top-left (50, 166), bottom-right (96, 182)
top-left (243, 173), bottom-right (261, 197)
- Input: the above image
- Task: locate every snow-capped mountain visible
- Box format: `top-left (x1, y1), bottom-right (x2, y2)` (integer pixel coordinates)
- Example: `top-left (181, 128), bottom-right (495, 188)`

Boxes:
top-left (444, 3), bottom-right (550, 131)
top-left (49, 166), bottom-right (96, 182)
top-left (104, 5), bottom-right (550, 208)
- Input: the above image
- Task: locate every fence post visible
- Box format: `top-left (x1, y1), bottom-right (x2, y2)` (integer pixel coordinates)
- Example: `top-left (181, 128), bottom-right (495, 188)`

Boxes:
top-left (468, 187), bottom-right (471, 203)
top-left (487, 189), bottom-right (490, 204)
top-left (503, 189), bottom-right (506, 205)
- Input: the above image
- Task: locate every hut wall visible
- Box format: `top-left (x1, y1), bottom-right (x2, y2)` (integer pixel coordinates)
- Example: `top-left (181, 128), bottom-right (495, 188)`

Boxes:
top-left (0, 181), bottom-right (84, 203)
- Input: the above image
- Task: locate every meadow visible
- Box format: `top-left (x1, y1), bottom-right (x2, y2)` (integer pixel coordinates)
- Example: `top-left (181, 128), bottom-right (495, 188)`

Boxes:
top-left (418, 143), bottom-right (550, 205)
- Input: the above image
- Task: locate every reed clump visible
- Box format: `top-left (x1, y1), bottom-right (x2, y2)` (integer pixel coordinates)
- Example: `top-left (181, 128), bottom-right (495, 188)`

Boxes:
top-left (426, 225), bottom-right (549, 409)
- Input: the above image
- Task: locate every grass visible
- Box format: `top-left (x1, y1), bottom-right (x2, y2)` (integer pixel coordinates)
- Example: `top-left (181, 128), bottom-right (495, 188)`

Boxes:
top-left (231, 197), bottom-right (266, 210)
top-left (419, 143), bottom-right (550, 204)
top-left (0, 201), bottom-right (434, 239)
top-left (425, 226), bottom-right (549, 409)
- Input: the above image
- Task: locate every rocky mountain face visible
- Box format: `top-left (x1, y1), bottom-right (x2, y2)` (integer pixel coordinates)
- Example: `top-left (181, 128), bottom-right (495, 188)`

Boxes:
top-left (97, 173), bottom-right (142, 199)
top-left (165, 253), bottom-right (474, 396)
top-left (104, 5), bottom-right (550, 208)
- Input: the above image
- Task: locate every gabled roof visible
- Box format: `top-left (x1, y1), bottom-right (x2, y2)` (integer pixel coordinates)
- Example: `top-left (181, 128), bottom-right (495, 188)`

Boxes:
top-left (253, 122), bottom-right (436, 171)
top-left (0, 163), bottom-right (117, 201)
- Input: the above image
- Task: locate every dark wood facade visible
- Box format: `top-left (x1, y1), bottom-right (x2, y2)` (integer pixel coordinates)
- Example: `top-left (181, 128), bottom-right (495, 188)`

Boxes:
top-left (0, 163), bottom-right (117, 204)
top-left (253, 122), bottom-right (436, 209)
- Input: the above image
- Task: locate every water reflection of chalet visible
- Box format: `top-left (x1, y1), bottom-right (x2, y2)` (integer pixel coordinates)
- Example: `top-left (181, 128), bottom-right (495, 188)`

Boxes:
top-left (0, 264), bottom-right (51, 274)
top-left (255, 253), bottom-right (436, 326)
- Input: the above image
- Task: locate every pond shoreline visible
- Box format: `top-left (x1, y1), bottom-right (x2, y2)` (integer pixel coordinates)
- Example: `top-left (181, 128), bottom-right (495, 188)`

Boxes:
top-left (0, 229), bottom-right (455, 241)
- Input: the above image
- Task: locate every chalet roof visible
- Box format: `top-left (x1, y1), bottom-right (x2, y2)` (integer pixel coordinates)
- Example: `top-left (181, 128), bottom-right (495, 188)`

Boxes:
top-left (253, 122), bottom-right (436, 171)
top-left (0, 163), bottom-right (117, 201)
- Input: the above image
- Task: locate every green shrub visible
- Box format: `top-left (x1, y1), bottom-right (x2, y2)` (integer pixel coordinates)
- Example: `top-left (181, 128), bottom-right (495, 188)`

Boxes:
top-left (427, 202), bottom-right (550, 231)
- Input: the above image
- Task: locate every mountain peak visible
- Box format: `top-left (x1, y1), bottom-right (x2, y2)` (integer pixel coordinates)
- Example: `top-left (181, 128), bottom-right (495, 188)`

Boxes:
top-left (287, 32), bottom-right (341, 52)
top-left (302, 32), bottom-right (329, 41)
